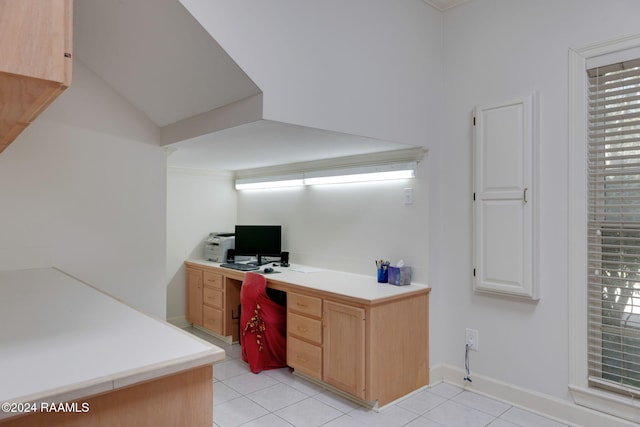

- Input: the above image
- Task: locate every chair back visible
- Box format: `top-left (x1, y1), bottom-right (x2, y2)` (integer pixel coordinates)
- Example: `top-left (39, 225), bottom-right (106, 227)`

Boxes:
top-left (240, 272), bottom-right (267, 304)
top-left (239, 272), bottom-right (287, 373)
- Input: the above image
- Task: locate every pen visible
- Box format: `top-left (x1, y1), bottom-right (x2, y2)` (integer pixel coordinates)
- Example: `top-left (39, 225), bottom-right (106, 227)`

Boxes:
top-left (375, 260), bottom-right (390, 269)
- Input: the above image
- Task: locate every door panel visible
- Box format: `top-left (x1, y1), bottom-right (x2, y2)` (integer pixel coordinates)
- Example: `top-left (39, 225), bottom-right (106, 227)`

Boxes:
top-left (473, 94), bottom-right (536, 299)
top-left (323, 301), bottom-right (365, 399)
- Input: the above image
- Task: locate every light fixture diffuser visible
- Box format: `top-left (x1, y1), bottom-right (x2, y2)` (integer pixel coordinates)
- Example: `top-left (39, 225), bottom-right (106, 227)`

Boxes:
top-left (234, 161), bottom-right (417, 190)
top-left (303, 162), bottom-right (416, 185)
top-left (234, 174), bottom-right (304, 190)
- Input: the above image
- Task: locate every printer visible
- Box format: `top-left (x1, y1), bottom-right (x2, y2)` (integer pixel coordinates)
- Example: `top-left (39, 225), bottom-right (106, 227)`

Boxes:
top-left (204, 232), bottom-right (235, 262)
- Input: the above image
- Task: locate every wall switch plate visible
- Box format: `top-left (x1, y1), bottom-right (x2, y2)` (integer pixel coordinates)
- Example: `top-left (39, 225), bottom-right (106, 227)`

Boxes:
top-left (404, 188), bottom-right (414, 205)
top-left (466, 328), bottom-right (479, 351)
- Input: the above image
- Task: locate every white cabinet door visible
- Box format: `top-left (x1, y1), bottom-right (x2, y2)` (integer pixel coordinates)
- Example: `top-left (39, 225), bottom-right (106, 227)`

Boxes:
top-left (473, 94), bottom-right (537, 299)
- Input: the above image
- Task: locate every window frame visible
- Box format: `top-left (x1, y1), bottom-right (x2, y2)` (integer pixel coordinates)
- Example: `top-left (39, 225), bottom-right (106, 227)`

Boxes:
top-left (569, 33), bottom-right (640, 423)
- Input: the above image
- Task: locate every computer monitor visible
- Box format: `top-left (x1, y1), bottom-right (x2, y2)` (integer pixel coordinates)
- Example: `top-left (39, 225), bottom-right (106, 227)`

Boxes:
top-left (234, 225), bottom-right (282, 266)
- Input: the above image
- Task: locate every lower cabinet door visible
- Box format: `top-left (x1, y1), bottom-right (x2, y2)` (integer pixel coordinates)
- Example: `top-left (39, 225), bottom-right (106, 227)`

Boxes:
top-left (186, 268), bottom-right (203, 326)
top-left (323, 301), bottom-right (365, 399)
top-left (203, 306), bottom-right (223, 335)
top-left (287, 336), bottom-right (322, 380)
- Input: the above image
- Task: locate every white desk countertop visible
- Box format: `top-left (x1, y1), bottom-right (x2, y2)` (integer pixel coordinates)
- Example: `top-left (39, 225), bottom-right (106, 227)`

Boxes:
top-left (0, 268), bottom-right (224, 418)
top-left (188, 259), bottom-right (430, 303)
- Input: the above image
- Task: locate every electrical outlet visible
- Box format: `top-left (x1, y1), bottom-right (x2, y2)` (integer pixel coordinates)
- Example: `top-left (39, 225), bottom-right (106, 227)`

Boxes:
top-left (466, 328), bottom-right (479, 351)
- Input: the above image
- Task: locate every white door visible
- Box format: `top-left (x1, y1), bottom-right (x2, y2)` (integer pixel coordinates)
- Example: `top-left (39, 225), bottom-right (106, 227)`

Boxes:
top-left (473, 94), bottom-right (537, 299)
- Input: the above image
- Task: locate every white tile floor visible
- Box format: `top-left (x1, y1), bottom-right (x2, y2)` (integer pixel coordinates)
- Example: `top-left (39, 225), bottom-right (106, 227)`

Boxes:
top-left (186, 327), bottom-right (568, 427)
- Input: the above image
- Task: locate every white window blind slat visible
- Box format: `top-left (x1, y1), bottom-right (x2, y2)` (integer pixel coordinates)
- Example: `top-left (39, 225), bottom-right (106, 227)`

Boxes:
top-left (587, 57), bottom-right (640, 397)
top-left (589, 85), bottom-right (640, 101)
top-left (588, 58), bottom-right (640, 78)
top-left (590, 120), bottom-right (640, 135)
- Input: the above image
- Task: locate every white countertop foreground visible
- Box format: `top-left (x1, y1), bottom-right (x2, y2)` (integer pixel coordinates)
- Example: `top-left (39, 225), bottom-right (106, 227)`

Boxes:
top-left (0, 268), bottom-right (224, 418)
top-left (190, 260), bottom-right (430, 303)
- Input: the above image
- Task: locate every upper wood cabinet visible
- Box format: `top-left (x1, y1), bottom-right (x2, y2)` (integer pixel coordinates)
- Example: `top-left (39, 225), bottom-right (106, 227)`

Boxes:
top-left (0, 0), bottom-right (73, 153)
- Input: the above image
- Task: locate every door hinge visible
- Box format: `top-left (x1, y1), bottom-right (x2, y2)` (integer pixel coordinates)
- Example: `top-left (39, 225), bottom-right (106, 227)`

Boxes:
top-left (473, 268), bottom-right (476, 277)
top-left (473, 192), bottom-right (476, 201)
top-left (473, 116), bottom-right (476, 126)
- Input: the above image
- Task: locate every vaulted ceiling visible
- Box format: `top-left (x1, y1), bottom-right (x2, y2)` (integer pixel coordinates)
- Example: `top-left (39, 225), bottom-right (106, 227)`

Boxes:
top-left (74, 0), bottom-right (260, 128)
top-left (74, 0), bottom-right (469, 171)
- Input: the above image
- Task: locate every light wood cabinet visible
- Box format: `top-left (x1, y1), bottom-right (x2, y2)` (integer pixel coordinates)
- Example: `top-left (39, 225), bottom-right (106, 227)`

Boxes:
top-left (0, 0), bottom-right (73, 152)
top-left (287, 293), bottom-right (323, 380)
top-left (202, 272), bottom-right (224, 335)
top-left (185, 261), bottom-right (429, 407)
top-left (286, 289), bottom-right (429, 406)
top-left (323, 301), bottom-right (365, 399)
top-left (185, 263), bottom-right (242, 342)
top-left (186, 267), bottom-right (203, 326)
top-left (288, 295), bottom-right (366, 399)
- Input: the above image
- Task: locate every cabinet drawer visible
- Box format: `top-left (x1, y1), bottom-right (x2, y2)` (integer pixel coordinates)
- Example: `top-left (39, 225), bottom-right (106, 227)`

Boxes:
top-left (288, 293), bottom-right (322, 318)
top-left (288, 312), bottom-right (322, 344)
top-left (288, 336), bottom-right (322, 380)
top-left (203, 305), bottom-right (223, 334)
top-left (203, 286), bottom-right (223, 309)
top-left (203, 271), bottom-right (223, 289)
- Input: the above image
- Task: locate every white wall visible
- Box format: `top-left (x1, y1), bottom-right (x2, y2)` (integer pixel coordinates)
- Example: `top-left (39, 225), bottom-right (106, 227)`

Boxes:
top-left (162, 1), bottom-right (640, 422)
top-left (179, 0), bottom-right (447, 366)
top-left (235, 161), bottom-right (438, 357)
top-left (236, 162), bottom-right (429, 280)
top-left (439, 0), bottom-right (640, 404)
top-left (179, 0), bottom-right (443, 146)
top-left (166, 168), bottom-right (237, 324)
top-left (0, 60), bottom-right (167, 318)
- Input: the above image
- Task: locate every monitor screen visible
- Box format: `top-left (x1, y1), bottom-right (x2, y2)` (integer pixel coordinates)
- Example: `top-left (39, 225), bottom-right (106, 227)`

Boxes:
top-left (234, 225), bottom-right (282, 258)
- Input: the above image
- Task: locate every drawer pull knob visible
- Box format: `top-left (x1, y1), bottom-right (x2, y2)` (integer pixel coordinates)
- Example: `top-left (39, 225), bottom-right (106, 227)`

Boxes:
top-left (296, 303), bottom-right (307, 308)
top-left (296, 355), bottom-right (308, 363)
top-left (297, 325), bottom-right (308, 333)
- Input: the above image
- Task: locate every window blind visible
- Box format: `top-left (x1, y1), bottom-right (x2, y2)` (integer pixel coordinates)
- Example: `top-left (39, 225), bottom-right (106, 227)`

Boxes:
top-left (587, 57), bottom-right (640, 396)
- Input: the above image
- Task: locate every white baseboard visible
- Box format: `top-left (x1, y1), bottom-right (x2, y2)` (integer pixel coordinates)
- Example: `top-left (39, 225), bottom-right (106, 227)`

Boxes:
top-left (430, 364), bottom-right (637, 427)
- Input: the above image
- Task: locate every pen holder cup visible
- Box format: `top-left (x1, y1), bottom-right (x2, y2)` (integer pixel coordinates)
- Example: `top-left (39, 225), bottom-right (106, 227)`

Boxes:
top-left (388, 266), bottom-right (412, 286)
top-left (377, 267), bottom-right (389, 283)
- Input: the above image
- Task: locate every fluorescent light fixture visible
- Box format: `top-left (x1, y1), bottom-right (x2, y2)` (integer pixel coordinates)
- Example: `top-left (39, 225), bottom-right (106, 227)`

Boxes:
top-left (235, 174), bottom-right (304, 190)
top-left (303, 162), bottom-right (416, 185)
top-left (234, 162), bottom-right (417, 190)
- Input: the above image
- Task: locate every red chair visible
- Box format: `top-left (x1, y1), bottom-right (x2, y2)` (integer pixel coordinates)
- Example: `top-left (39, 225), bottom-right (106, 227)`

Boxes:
top-left (240, 272), bottom-right (287, 373)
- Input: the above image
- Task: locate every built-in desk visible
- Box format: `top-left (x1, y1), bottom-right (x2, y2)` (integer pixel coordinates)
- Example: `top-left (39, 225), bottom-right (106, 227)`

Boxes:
top-left (185, 259), bottom-right (430, 407)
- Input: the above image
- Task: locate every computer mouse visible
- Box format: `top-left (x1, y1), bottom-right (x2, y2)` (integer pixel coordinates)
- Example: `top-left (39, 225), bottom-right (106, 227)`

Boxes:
top-left (264, 267), bottom-right (274, 273)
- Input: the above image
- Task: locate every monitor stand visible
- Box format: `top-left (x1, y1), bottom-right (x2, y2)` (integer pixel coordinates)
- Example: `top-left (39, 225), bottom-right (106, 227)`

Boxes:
top-left (247, 254), bottom-right (268, 266)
